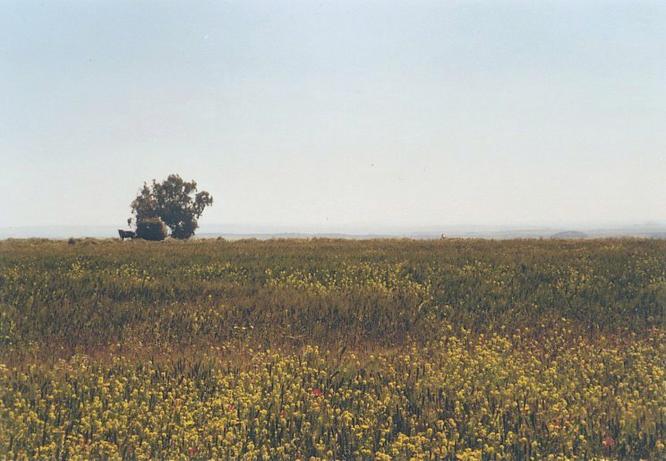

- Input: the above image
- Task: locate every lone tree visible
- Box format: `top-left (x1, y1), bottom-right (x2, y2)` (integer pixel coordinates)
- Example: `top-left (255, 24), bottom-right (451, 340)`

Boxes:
top-left (130, 174), bottom-right (213, 239)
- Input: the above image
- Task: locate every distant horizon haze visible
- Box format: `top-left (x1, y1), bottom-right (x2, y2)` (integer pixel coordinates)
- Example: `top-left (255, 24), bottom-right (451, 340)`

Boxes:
top-left (2, 221), bottom-right (666, 240)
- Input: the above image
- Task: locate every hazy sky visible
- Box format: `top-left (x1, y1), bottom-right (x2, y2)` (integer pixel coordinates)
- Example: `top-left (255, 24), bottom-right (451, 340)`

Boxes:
top-left (1, 1), bottom-right (664, 232)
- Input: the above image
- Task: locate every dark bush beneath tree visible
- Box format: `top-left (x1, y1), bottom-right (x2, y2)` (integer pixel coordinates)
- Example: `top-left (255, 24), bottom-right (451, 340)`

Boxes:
top-left (136, 218), bottom-right (168, 241)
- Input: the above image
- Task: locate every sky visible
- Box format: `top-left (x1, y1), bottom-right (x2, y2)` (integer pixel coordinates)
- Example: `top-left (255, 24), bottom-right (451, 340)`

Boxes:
top-left (1, 0), bottom-right (665, 233)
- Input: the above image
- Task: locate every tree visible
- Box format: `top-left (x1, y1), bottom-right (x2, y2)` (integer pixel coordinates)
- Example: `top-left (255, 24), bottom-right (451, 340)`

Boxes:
top-left (130, 174), bottom-right (213, 239)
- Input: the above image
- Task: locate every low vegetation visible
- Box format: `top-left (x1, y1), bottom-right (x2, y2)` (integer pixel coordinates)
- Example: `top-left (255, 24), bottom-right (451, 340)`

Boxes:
top-left (0, 238), bottom-right (664, 460)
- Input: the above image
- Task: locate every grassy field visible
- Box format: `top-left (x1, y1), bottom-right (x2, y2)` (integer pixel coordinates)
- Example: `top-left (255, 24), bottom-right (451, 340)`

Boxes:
top-left (0, 238), bottom-right (664, 460)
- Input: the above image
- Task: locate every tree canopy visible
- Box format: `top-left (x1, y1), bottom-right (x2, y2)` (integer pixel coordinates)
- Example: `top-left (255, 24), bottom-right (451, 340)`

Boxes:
top-left (130, 174), bottom-right (213, 239)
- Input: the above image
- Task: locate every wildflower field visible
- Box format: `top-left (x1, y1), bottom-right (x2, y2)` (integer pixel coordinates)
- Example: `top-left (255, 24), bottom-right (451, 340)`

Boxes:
top-left (0, 238), bottom-right (664, 460)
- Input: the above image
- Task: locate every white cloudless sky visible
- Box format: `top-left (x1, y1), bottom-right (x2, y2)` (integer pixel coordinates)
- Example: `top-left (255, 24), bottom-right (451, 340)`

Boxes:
top-left (1, 1), bottom-right (664, 232)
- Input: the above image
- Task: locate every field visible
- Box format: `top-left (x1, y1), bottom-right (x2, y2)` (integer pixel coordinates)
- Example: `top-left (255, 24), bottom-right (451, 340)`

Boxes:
top-left (0, 238), bottom-right (664, 460)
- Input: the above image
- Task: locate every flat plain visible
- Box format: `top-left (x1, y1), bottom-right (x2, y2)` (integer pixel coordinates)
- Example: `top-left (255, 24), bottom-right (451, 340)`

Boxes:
top-left (0, 238), bottom-right (664, 460)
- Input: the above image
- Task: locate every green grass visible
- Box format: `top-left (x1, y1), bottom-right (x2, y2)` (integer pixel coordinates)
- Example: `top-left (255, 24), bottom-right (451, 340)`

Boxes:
top-left (0, 238), bottom-right (664, 459)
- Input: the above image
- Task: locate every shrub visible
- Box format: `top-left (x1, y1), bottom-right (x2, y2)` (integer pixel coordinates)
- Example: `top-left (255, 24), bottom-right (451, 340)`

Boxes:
top-left (136, 217), bottom-right (168, 241)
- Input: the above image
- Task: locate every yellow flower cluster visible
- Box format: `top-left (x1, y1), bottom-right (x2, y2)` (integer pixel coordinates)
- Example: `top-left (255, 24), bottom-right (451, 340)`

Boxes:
top-left (1, 328), bottom-right (663, 460)
top-left (265, 262), bottom-right (431, 300)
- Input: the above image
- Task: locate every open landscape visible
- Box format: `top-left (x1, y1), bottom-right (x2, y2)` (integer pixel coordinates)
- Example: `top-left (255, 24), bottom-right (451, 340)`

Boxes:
top-left (3, 1), bottom-right (665, 460)
top-left (1, 238), bottom-right (664, 460)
